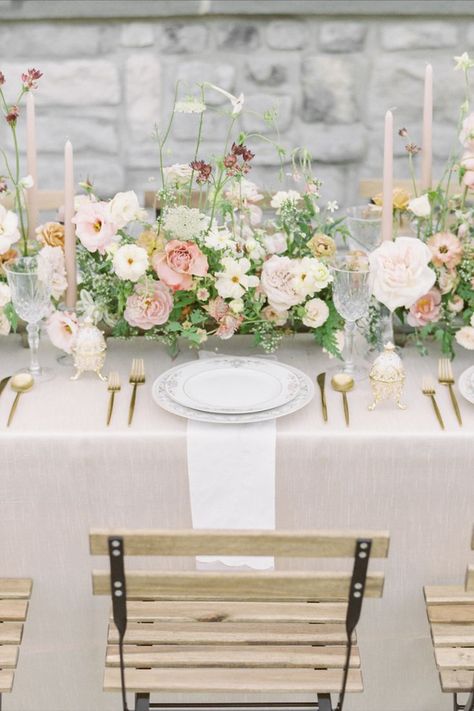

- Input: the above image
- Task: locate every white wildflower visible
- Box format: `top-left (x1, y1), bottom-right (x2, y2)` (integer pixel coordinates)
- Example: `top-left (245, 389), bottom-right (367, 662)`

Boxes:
top-left (162, 206), bottom-right (209, 240)
top-left (215, 257), bottom-right (259, 299)
top-left (174, 96), bottom-right (206, 114)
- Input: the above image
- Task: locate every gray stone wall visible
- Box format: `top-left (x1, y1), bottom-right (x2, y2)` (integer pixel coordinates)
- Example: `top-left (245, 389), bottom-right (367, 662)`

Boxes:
top-left (1, 1), bottom-right (474, 206)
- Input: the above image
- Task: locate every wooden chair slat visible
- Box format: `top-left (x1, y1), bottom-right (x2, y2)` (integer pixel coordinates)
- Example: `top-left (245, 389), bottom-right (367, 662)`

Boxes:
top-left (440, 669), bottom-right (474, 693)
top-left (424, 586), bottom-right (474, 605)
top-left (428, 604), bottom-right (474, 624)
top-left (0, 670), bottom-right (14, 693)
top-left (105, 644), bottom-right (361, 669)
top-left (431, 623), bottom-right (474, 647)
top-left (0, 600), bottom-right (28, 622)
top-left (359, 179), bottom-right (418, 199)
top-left (113, 600), bottom-right (347, 624)
top-left (107, 621), bottom-right (354, 646)
top-left (93, 570), bottom-right (385, 601)
top-left (0, 646), bottom-right (19, 669)
top-left (90, 529), bottom-right (389, 558)
top-left (0, 579), bottom-right (32, 600)
top-left (435, 647), bottom-right (474, 669)
top-left (103, 666), bottom-right (364, 693)
top-left (466, 565), bottom-right (474, 592)
top-left (0, 191), bottom-right (63, 212)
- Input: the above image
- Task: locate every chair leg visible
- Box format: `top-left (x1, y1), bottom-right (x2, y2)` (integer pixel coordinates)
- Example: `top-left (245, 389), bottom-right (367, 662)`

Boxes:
top-left (135, 693), bottom-right (150, 711)
top-left (318, 693), bottom-right (333, 711)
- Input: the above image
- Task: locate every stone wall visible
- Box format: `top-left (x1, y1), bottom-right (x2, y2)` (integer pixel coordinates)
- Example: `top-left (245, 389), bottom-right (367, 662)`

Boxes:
top-left (1, 0), bottom-right (474, 206)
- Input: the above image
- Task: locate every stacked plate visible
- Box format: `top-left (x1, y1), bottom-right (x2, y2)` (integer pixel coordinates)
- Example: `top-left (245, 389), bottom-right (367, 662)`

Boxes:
top-left (152, 356), bottom-right (314, 423)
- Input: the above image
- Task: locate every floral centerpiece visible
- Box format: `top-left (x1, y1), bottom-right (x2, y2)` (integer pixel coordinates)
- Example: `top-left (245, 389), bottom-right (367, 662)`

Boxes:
top-left (43, 83), bottom-right (348, 356)
top-left (369, 53), bottom-right (474, 358)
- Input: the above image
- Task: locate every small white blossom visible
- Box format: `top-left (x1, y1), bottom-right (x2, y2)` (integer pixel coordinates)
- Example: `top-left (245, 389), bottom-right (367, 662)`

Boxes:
top-left (270, 190), bottom-right (301, 212)
top-left (162, 206), bottom-right (209, 240)
top-left (20, 175), bottom-right (34, 189)
top-left (113, 244), bottom-right (149, 282)
top-left (174, 96), bottom-right (206, 114)
top-left (215, 257), bottom-right (259, 299)
top-left (454, 53), bottom-right (474, 71)
top-left (206, 83), bottom-right (244, 116)
top-left (326, 200), bottom-right (339, 213)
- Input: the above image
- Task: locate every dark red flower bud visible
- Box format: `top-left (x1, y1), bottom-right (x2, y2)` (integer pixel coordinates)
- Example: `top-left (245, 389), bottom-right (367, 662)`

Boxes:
top-left (5, 105), bottom-right (19, 125)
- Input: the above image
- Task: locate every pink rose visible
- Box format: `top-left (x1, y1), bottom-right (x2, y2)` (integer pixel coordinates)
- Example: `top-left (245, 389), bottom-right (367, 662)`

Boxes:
top-left (72, 201), bottom-right (118, 254)
top-left (46, 310), bottom-right (79, 354)
top-left (407, 288), bottom-right (441, 327)
top-left (124, 280), bottom-right (173, 330)
top-left (260, 255), bottom-right (301, 311)
top-left (152, 240), bottom-right (208, 292)
top-left (427, 232), bottom-right (463, 269)
top-left (204, 297), bottom-right (243, 340)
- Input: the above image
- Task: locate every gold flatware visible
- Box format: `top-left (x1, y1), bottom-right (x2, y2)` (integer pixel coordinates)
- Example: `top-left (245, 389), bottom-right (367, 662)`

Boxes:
top-left (106, 372), bottom-right (121, 426)
top-left (438, 358), bottom-right (462, 426)
top-left (128, 358), bottom-right (145, 426)
top-left (316, 372), bottom-right (328, 422)
top-left (422, 376), bottom-right (445, 430)
top-left (331, 373), bottom-right (354, 427)
top-left (0, 375), bottom-right (12, 402)
top-left (7, 373), bottom-right (34, 427)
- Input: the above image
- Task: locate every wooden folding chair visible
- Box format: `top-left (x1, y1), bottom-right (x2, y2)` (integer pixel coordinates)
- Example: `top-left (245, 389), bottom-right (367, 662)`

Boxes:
top-left (0, 578), bottom-right (32, 707)
top-left (90, 528), bottom-right (389, 711)
top-left (424, 528), bottom-right (474, 711)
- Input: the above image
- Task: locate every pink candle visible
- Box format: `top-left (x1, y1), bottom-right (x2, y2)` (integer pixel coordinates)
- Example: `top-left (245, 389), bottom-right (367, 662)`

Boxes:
top-left (421, 63), bottom-right (433, 191)
top-left (382, 110), bottom-right (393, 241)
top-left (64, 140), bottom-right (77, 308)
top-left (26, 93), bottom-right (38, 241)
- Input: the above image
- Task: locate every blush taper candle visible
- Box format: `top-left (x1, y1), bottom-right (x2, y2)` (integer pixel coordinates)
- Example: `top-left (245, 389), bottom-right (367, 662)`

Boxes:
top-left (26, 92), bottom-right (38, 241)
top-left (64, 140), bottom-right (77, 308)
top-left (382, 110), bottom-right (393, 241)
top-left (421, 63), bottom-right (433, 191)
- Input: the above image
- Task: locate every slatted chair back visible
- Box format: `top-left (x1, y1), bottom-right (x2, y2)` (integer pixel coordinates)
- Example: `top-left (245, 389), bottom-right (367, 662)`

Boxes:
top-left (0, 190), bottom-right (63, 213)
top-left (143, 191), bottom-right (275, 216)
top-left (359, 178), bottom-right (462, 200)
top-left (90, 528), bottom-right (389, 711)
top-left (0, 578), bottom-right (32, 700)
top-left (424, 529), bottom-right (474, 711)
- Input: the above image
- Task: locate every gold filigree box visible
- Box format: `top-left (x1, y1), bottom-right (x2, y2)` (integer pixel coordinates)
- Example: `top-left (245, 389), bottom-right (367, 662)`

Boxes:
top-left (369, 342), bottom-right (406, 411)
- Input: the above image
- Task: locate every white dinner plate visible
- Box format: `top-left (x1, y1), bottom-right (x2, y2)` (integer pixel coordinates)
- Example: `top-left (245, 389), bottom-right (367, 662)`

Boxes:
top-left (164, 357), bottom-right (301, 414)
top-left (458, 365), bottom-right (474, 405)
top-left (152, 358), bottom-right (314, 424)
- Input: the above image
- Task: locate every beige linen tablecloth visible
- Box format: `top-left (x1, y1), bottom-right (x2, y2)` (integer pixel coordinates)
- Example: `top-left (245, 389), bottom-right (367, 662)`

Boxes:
top-left (0, 334), bottom-right (473, 711)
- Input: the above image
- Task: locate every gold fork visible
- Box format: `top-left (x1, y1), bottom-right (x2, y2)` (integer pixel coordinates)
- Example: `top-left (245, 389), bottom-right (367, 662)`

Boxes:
top-left (106, 372), bottom-right (121, 426)
top-left (128, 358), bottom-right (145, 426)
top-left (422, 376), bottom-right (445, 430)
top-left (438, 358), bottom-right (462, 426)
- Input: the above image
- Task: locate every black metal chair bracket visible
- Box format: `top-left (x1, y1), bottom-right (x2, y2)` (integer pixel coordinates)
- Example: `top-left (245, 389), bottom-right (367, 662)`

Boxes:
top-left (108, 535), bottom-right (129, 711)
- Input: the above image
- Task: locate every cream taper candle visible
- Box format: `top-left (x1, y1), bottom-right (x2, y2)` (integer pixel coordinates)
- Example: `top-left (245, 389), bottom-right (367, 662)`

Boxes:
top-left (64, 140), bottom-right (77, 308)
top-left (382, 109), bottom-right (393, 241)
top-left (26, 93), bottom-right (38, 241)
top-left (421, 64), bottom-right (433, 191)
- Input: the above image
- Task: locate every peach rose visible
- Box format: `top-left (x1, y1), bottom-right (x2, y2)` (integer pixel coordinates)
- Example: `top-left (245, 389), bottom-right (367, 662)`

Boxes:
top-left (152, 239), bottom-right (208, 291)
top-left (407, 288), bottom-right (441, 327)
top-left (124, 280), bottom-right (173, 330)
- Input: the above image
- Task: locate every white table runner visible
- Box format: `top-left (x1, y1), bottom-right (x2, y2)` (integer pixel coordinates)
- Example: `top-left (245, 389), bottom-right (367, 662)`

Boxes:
top-left (186, 354), bottom-right (276, 569)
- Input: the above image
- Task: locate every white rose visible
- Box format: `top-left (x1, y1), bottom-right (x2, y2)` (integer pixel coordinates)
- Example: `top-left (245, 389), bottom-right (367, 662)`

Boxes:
top-left (455, 326), bottom-right (474, 350)
top-left (37, 246), bottom-right (68, 299)
top-left (263, 232), bottom-right (287, 255)
top-left (0, 308), bottom-right (10, 336)
top-left (0, 283), bottom-right (11, 308)
top-left (164, 164), bottom-right (193, 187)
top-left (302, 298), bottom-right (330, 328)
top-left (260, 255), bottom-right (302, 311)
top-left (369, 236), bottom-right (436, 312)
top-left (113, 244), bottom-right (149, 282)
top-left (262, 306), bottom-right (288, 326)
top-left (229, 298), bottom-right (244, 314)
top-left (108, 191), bottom-right (145, 229)
top-left (0, 205), bottom-right (20, 254)
top-left (408, 194), bottom-right (431, 218)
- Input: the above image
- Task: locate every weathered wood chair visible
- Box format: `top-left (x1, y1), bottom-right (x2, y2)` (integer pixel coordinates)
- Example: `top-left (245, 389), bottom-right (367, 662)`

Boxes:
top-left (0, 578), bottom-right (32, 705)
top-left (424, 529), bottom-right (474, 711)
top-left (0, 190), bottom-right (63, 213)
top-left (90, 528), bottom-right (390, 711)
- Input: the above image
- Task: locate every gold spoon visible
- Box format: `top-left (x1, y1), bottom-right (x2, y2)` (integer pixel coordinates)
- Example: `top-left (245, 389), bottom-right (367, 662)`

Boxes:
top-left (7, 373), bottom-right (34, 427)
top-left (331, 373), bottom-right (354, 427)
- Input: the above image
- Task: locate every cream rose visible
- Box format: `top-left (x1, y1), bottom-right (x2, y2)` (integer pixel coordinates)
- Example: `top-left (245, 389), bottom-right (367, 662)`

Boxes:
top-left (302, 298), bottom-right (330, 328)
top-left (455, 326), bottom-right (474, 350)
top-left (108, 191), bottom-right (145, 229)
top-left (260, 255), bottom-right (302, 311)
top-left (113, 244), bottom-right (149, 282)
top-left (369, 236), bottom-right (436, 312)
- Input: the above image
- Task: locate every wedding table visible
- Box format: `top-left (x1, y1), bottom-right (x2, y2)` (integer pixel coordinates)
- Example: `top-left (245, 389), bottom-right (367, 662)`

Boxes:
top-left (0, 334), bottom-right (473, 711)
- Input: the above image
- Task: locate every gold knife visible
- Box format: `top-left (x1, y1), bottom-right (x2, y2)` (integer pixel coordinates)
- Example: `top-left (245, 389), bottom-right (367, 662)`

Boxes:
top-left (316, 372), bottom-right (328, 422)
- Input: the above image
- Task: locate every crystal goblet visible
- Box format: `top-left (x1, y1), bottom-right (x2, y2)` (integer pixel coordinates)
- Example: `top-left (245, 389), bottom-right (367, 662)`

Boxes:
top-left (330, 252), bottom-right (371, 380)
top-left (4, 255), bottom-right (54, 381)
top-left (346, 205), bottom-right (382, 253)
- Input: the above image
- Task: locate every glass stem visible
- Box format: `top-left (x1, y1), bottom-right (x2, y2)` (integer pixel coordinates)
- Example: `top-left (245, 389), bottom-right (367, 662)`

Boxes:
top-left (344, 320), bottom-right (356, 376)
top-left (27, 322), bottom-right (41, 376)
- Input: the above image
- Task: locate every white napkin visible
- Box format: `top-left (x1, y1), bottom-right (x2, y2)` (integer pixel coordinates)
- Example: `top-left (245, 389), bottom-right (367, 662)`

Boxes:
top-left (186, 353), bottom-right (276, 570)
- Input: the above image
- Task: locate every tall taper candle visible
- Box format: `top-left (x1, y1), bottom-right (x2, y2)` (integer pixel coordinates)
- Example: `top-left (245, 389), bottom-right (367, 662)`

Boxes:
top-left (26, 93), bottom-right (38, 241)
top-left (421, 63), bottom-right (433, 191)
top-left (382, 109), bottom-right (393, 241)
top-left (64, 140), bottom-right (77, 308)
